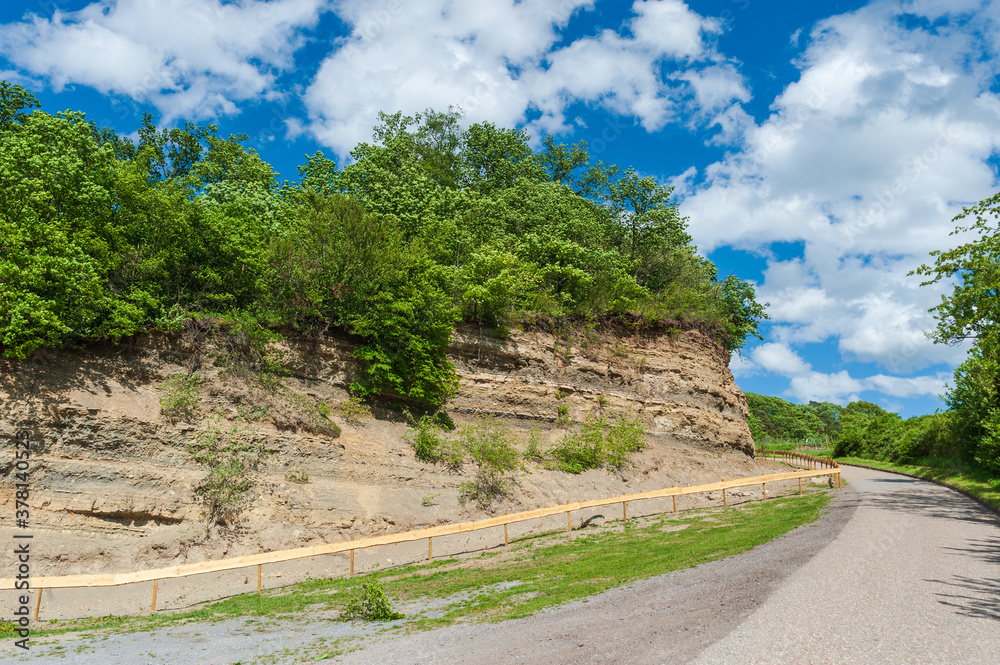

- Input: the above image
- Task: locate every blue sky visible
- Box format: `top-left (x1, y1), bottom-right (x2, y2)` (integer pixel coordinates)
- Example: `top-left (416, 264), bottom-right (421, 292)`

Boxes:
top-left (2, 0), bottom-right (997, 418)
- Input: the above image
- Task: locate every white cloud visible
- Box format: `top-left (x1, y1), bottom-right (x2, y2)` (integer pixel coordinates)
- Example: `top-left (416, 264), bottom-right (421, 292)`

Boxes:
top-left (303, 0), bottom-right (749, 156)
top-left (751, 343), bottom-right (812, 376)
top-left (679, 0), bottom-right (999, 382)
top-left (743, 340), bottom-right (950, 404)
top-left (787, 370), bottom-right (865, 404)
top-left (0, 0), bottom-right (328, 120)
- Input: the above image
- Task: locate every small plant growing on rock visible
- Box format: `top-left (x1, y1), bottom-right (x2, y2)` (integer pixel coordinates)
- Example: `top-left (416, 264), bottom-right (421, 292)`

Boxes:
top-left (159, 373), bottom-right (204, 421)
top-left (548, 413), bottom-right (646, 474)
top-left (556, 403), bottom-right (571, 427)
top-left (285, 469), bottom-right (309, 484)
top-left (188, 418), bottom-right (269, 525)
top-left (406, 415), bottom-right (463, 469)
top-left (421, 493), bottom-right (438, 506)
top-left (339, 581), bottom-right (404, 622)
top-left (522, 427), bottom-right (546, 463)
top-left (339, 395), bottom-right (372, 425)
top-left (458, 416), bottom-right (522, 509)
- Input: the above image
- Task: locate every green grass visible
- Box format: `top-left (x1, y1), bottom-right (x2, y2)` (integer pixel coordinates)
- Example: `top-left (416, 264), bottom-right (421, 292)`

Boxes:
top-left (837, 456), bottom-right (1000, 513)
top-left (34, 490), bottom-right (831, 640)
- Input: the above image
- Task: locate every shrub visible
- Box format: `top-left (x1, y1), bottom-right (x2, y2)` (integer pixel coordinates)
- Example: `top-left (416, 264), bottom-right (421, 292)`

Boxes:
top-left (339, 395), bottom-right (372, 425)
top-left (457, 417), bottom-right (521, 508)
top-left (159, 373), bottom-right (204, 421)
top-left (406, 415), bottom-right (463, 468)
top-left (218, 313), bottom-right (287, 386)
top-left (285, 469), bottom-right (309, 484)
top-left (549, 413), bottom-right (646, 473)
top-left (188, 418), bottom-right (269, 525)
top-left (522, 427), bottom-right (546, 463)
top-left (556, 403), bottom-right (571, 427)
top-left (339, 581), bottom-right (404, 622)
top-left (603, 413), bottom-right (646, 469)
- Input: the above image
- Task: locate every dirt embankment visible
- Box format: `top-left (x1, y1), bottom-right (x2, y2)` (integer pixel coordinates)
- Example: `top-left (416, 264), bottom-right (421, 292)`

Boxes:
top-left (0, 325), bottom-right (756, 575)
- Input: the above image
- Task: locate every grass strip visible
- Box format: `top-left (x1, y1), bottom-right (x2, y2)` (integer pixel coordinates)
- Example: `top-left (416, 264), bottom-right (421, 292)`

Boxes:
top-left (838, 456), bottom-right (1000, 514)
top-left (30, 490), bottom-right (831, 639)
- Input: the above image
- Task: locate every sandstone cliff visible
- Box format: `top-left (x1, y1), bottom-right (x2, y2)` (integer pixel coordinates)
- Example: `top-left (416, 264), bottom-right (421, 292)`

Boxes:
top-left (0, 325), bottom-right (755, 575)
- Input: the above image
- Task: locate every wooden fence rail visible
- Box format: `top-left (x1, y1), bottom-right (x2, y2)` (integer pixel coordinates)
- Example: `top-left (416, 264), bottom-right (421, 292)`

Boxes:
top-left (2, 455), bottom-right (839, 615)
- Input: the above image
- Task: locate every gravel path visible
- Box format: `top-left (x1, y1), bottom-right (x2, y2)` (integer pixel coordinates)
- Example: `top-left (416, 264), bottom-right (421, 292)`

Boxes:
top-left (9, 466), bottom-right (999, 664)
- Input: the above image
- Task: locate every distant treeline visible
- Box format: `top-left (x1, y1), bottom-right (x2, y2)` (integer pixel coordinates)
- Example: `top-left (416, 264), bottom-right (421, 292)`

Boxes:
top-left (747, 389), bottom-right (995, 475)
top-left (0, 82), bottom-right (767, 407)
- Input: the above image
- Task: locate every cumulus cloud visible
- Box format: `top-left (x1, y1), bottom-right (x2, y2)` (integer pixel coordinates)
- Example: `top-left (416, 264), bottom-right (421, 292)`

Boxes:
top-left (303, 0), bottom-right (749, 156)
top-left (732, 341), bottom-right (950, 404)
top-left (751, 343), bottom-right (812, 377)
top-left (684, 0), bottom-right (999, 387)
top-left (0, 0), bottom-right (328, 120)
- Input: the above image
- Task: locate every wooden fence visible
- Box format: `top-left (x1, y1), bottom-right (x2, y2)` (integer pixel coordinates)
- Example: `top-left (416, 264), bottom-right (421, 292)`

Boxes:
top-left (2, 454), bottom-right (839, 617)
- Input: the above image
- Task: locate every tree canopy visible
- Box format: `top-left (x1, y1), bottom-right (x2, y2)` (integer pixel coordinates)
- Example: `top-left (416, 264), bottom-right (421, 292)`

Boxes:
top-left (0, 86), bottom-right (768, 407)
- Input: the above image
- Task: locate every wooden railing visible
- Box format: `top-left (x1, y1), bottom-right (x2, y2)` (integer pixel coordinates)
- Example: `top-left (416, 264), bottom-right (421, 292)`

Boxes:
top-left (2, 455), bottom-right (840, 617)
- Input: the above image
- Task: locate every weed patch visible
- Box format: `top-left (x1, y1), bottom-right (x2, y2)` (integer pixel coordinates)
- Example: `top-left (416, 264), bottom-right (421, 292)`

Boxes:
top-left (339, 581), bottom-right (405, 622)
top-left (549, 413), bottom-right (646, 473)
top-left (158, 373), bottom-right (203, 421)
top-left (188, 418), bottom-right (270, 525)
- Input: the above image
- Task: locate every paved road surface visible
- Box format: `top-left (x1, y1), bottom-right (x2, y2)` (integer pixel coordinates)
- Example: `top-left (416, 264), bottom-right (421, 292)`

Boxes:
top-left (333, 465), bottom-right (1000, 665)
top-left (10, 466), bottom-right (1000, 664)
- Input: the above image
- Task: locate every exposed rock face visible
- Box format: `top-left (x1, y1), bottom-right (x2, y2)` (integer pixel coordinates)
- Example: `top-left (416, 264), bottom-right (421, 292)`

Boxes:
top-left (0, 326), bottom-right (753, 574)
top-left (446, 327), bottom-right (752, 456)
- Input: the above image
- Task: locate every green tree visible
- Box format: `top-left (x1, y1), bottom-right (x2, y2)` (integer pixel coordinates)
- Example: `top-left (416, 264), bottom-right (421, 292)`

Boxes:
top-left (0, 110), bottom-right (149, 358)
top-left (914, 194), bottom-right (1000, 471)
top-left (0, 81), bottom-right (39, 132)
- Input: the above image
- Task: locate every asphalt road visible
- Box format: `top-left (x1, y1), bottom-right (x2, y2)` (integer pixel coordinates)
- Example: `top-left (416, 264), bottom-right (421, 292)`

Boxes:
top-left (333, 465), bottom-right (1000, 665)
top-left (10, 466), bottom-right (1000, 664)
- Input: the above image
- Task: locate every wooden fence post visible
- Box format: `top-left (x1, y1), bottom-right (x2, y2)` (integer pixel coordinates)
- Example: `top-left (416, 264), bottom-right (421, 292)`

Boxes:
top-left (504, 521), bottom-right (509, 547)
top-left (672, 494), bottom-right (677, 514)
top-left (428, 537), bottom-right (433, 562)
top-left (723, 488), bottom-right (728, 507)
top-left (350, 535), bottom-right (354, 577)
top-left (762, 483), bottom-right (767, 501)
top-left (151, 579), bottom-right (158, 612)
top-left (566, 511), bottom-right (572, 532)
top-left (798, 477), bottom-right (802, 495)
top-left (257, 548), bottom-right (262, 594)
top-left (33, 586), bottom-right (42, 621)
top-left (622, 493), bottom-right (628, 522)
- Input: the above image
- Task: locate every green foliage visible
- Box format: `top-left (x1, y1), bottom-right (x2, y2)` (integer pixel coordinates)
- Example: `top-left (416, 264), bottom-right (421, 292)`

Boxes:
top-left (217, 313), bottom-right (286, 384)
top-left (913, 192), bottom-right (1000, 473)
top-left (745, 393), bottom-right (838, 443)
top-left (284, 469), bottom-right (309, 484)
top-left (338, 581), bottom-right (404, 622)
top-left (0, 86), bottom-right (768, 407)
top-left (946, 337), bottom-right (1000, 472)
top-left (457, 417), bottom-right (522, 508)
top-left (188, 419), bottom-right (268, 525)
top-left (338, 396), bottom-right (372, 425)
top-left (913, 193), bottom-right (1000, 345)
top-left (522, 428), bottom-right (546, 463)
top-left (406, 415), bottom-right (463, 469)
top-left (0, 620), bottom-right (17, 638)
top-left (159, 373), bottom-right (204, 421)
top-left (556, 403), bottom-right (571, 427)
top-left (549, 413), bottom-right (646, 473)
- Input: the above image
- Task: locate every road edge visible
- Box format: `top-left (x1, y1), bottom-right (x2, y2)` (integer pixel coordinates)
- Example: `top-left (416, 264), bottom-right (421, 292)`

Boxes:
top-left (839, 462), bottom-right (1000, 523)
